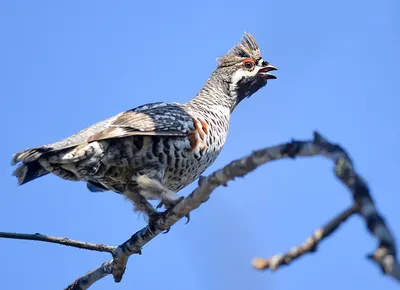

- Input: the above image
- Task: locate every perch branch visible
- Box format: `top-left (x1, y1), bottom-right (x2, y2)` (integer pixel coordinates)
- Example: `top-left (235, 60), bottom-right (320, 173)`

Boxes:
top-left (252, 204), bottom-right (358, 270)
top-left (2, 131), bottom-right (398, 289)
top-left (65, 131), bottom-right (399, 288)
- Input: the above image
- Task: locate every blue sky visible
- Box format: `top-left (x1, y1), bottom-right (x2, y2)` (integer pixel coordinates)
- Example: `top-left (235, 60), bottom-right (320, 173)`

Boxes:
top-left (1, 1), bottom-right (399, 289)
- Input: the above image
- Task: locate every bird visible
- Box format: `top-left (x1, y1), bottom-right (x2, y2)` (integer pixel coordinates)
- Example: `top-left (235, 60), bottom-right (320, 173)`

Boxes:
top-left (11, 32), bottom-right (277, 227)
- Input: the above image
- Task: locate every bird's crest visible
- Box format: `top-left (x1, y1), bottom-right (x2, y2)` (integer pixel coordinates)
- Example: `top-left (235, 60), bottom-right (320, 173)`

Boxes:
top-left (217, 32), bottom-right (261, 67)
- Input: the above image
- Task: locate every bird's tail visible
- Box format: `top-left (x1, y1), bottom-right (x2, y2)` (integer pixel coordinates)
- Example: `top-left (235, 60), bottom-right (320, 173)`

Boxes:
top-left (11, 147), bottom-right (51, 185)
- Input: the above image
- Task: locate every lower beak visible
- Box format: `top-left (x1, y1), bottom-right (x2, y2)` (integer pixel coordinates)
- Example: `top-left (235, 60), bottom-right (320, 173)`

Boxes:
top-left (258, 64), bottom-right (277, 79)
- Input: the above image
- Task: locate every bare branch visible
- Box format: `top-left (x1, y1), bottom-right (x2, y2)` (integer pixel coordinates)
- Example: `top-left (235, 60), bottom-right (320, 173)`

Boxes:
top-left (252, 204), bottom-right (358, 270)
top-left (2, 131), bottom-right (399, 288)
top-left (249, 132), bottom-right (400, 281)
top-left (0, 232), bottom-right (115, 253)
top-left (65, 131), bottom-right (399, 288)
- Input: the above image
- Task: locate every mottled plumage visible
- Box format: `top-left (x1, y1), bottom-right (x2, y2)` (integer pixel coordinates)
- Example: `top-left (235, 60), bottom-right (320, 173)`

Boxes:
top-left (12, 32), bottom-right (277, 223)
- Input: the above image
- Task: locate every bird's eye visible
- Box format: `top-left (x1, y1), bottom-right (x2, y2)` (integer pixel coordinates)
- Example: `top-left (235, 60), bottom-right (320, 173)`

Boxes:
top-left (245, 61), bottom-right (253, 68)
top-left (243, 59), bottom-right (254, 69)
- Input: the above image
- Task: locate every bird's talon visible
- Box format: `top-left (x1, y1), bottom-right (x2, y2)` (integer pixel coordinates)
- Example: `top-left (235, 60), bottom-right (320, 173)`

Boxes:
top-left (184, 213), bottom-right (191, 224)
top-left (147, 211), bottom-right (163, 233)
top-left (175, 196), bottom-right (185, 205)
top-left (162, 196), bottom-right (185, 210)
top-left (148, 211), bottom-right (172, 234)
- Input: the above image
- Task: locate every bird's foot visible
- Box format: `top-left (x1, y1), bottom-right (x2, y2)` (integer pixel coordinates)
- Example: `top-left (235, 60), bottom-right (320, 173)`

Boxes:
top-left (156, 196), bottom-right (190, 224)
top-left (156, 196), bottom-right (184, 209)
top-left (148, 211), bottom-right (170, 234)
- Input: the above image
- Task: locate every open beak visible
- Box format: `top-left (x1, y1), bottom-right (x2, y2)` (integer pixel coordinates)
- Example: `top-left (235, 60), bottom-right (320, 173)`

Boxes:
top-left (257, 64), bottom-right (277, 79)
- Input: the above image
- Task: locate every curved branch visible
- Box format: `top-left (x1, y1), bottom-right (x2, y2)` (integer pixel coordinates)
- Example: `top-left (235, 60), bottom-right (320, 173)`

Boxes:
top-left (252, 204), bottom-right (358, 270)
top-left (250, 132), bottom-right (400, 281)
top-left (2, 131), bottom-right (399, 289)
top-left (65, 132), bottom-right (399, 288)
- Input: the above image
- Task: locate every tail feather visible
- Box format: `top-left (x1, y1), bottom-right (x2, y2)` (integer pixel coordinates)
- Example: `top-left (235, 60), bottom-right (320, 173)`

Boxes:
top-left (11, 147), bottom-right (51, 166)
top-left (12, 147), bottom-right (51, 185)
top-left (13, 162), bottom-right (49, 185)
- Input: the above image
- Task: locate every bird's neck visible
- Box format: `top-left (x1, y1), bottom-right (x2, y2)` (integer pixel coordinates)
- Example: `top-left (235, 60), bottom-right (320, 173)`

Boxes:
top-left (187, 73), bottom-right (236, 113)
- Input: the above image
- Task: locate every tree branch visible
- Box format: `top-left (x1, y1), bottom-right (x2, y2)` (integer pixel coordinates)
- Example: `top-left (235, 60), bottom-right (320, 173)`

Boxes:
top-left (64, 131), bottom-right (400, 288)
top-left (0, 232), bottom-right (115, 253)
top-left (252, 204), bottom-right (358, 270)
top-left (2, 131), bottom-right (399, 289)
top-left (249, 132), bottom-right (400, 281)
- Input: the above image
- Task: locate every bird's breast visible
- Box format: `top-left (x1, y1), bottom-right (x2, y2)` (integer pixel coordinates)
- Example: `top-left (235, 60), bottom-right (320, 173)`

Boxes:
top-left (162, 114), bottom-right (229, 191)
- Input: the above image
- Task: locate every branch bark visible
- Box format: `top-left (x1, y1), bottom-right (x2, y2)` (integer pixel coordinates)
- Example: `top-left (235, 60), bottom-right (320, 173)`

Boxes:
top-left (2, 132), bottom-right (399, 289)
top-left (0, 232), bottom-right (115, 253)
top-left (252, 204), bottom-right (358, 270)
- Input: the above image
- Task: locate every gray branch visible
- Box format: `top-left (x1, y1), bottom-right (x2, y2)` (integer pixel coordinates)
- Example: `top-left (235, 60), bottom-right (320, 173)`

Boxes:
top-left (2, 132), bottom-right (398, 289)
top-left (252, 204), bottom-right (358, 270)
top-left (0, 232), bottom-right (115, 253)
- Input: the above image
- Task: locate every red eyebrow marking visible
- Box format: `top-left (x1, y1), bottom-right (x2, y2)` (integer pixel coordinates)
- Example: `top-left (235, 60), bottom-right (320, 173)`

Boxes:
top-left (242, 58), bottom-right (255, 65)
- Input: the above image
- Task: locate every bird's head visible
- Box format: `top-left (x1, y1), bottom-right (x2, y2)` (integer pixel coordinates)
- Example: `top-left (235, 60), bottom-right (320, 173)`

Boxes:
top-left (215, 33), bottom-right (277, 109)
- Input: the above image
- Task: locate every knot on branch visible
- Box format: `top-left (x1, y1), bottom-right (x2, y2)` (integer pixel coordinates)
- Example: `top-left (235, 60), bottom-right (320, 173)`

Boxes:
top-left (280, 139), bottom-right (302, 158)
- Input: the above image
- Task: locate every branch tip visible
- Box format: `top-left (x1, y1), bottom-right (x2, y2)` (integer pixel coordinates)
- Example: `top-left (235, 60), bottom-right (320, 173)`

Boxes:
top-left (252, 258), bottom-right (269, 270)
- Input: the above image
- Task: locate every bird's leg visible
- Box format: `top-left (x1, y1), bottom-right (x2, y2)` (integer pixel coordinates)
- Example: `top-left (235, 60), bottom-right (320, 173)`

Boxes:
top-left (130, 174), bottom-right (190, 230)
top-left (124, 190), bottom-right (159, 219)
top-left (128, 174), bottom-right (180, 232)
top-left (124, 190), bottom-right (171, 233)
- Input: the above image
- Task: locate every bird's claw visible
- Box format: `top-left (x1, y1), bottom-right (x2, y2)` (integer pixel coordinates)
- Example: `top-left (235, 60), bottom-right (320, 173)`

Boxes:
top-left (157, 196), bottom-right (185, 210)
top-left (171, 196), bottom-right (185, 207)
top-left (150, 196), bottom-right (189, 233)
top-left (148, 211), bottom-right (169, 234)
top-left (156, 201), bottom-right (164, 209)
top-left (184, 213), bottom-right (190, 224)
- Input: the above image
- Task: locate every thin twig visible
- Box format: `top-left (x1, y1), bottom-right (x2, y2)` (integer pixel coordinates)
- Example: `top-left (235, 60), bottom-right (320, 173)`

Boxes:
top-left (0, 232), bottom-right (115, 253)
top-left (252, 204), bottom-right (359, 270)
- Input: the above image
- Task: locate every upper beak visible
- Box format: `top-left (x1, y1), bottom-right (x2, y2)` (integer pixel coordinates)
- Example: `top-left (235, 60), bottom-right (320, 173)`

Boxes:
top-left (257, 64), bottom-right (277, 79)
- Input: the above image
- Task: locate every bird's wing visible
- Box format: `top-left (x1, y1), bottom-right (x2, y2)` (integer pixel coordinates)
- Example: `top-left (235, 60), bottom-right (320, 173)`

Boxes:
top-left (12, 102), bottom-right (195, 166)
top-left (87, 102), bottom-right (195, 142)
